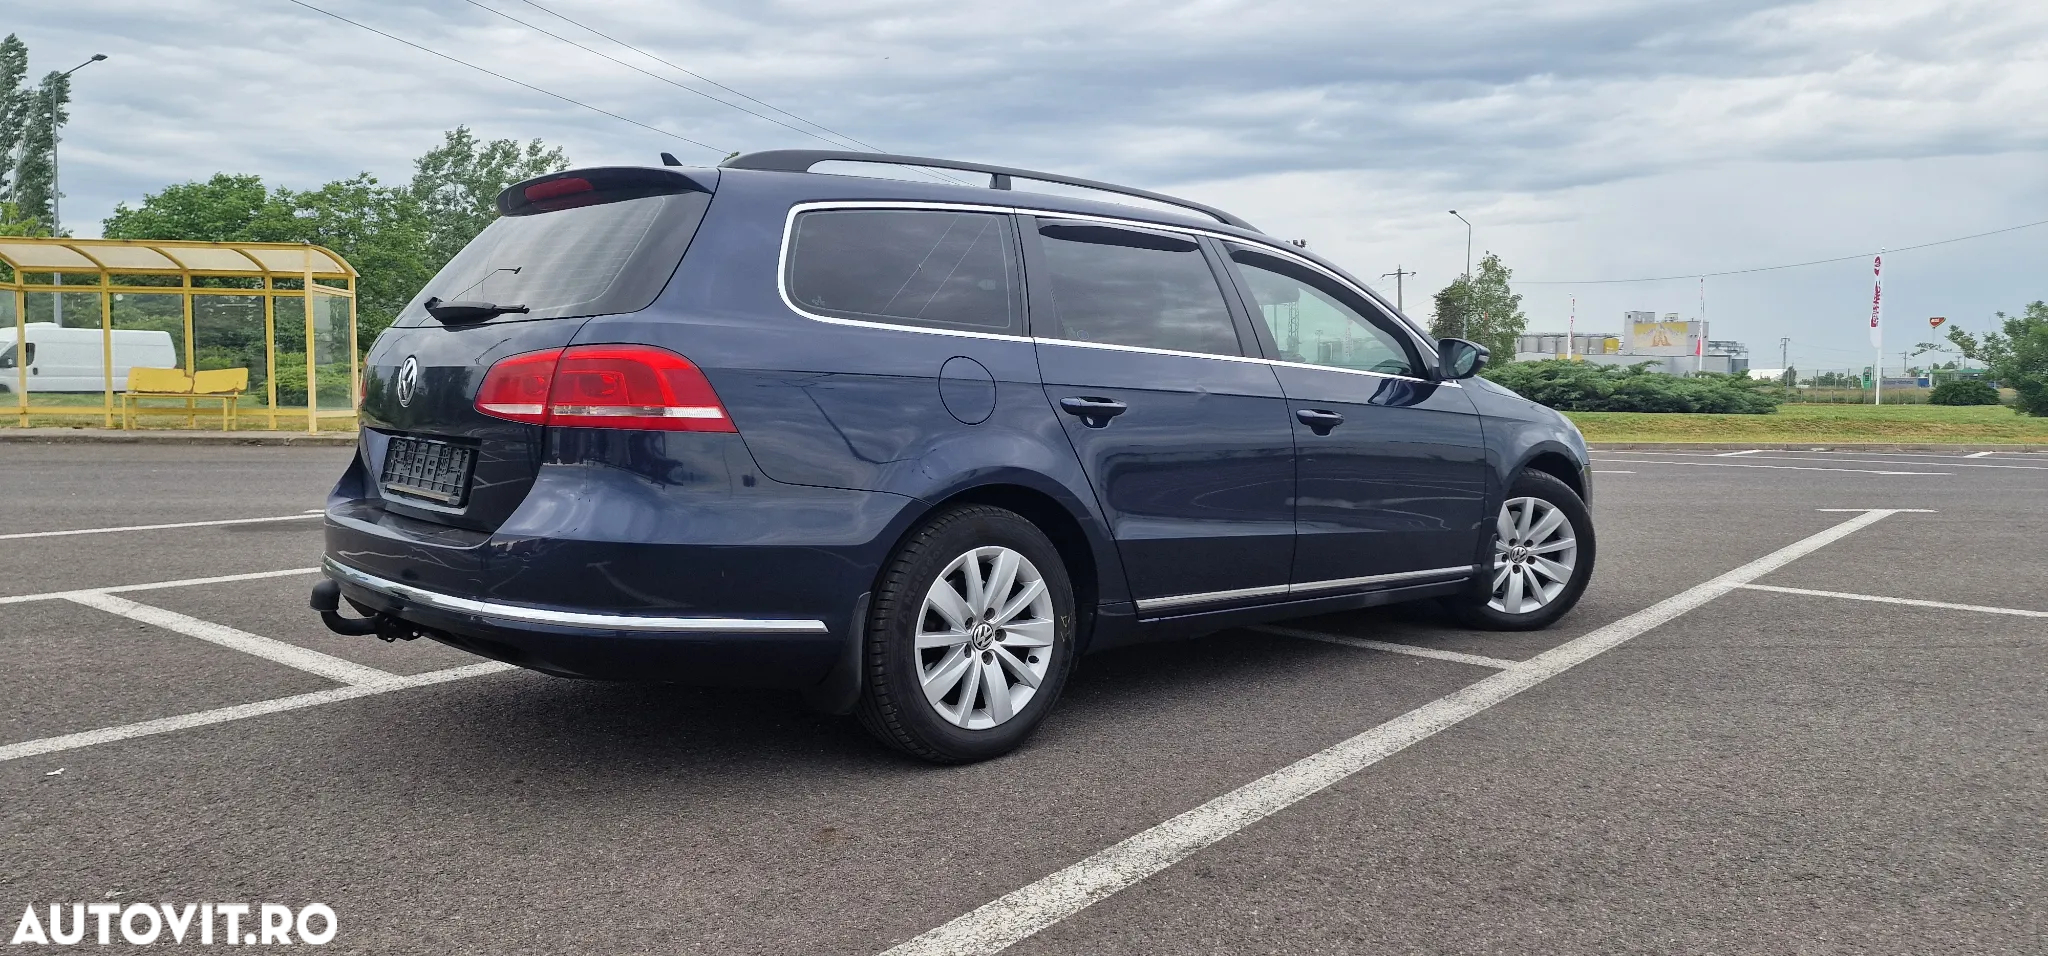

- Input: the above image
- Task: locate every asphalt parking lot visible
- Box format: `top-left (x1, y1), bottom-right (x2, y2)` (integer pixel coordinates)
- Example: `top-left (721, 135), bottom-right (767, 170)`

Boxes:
top-left (3, 442), bottom-right (2044, 954)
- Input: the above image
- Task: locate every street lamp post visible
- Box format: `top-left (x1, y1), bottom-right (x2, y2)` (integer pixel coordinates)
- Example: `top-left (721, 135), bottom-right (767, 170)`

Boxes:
top-left (47, 53), bottom-right (107, 328)
top-left (1448, 209), bottom-right (1473, 337)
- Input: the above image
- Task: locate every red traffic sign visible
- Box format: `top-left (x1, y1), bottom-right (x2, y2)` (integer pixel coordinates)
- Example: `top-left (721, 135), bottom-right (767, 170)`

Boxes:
top-left (1929, 316), bottom-right (1947, 329)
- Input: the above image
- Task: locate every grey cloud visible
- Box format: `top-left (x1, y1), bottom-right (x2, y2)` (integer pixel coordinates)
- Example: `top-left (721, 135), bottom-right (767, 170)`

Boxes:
top-left (13, 0), bottom-right (2045, 370)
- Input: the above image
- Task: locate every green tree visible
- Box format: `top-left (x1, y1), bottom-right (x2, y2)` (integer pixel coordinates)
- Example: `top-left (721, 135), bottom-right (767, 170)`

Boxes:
top-left (407, 126), bottom-right (568, 266)
top-left (100, 174), bottom-right (274, 240)
top-left (0, 201), bottom-right (48, 238)
top-left (1948, 301), bottom-right (2048, 416)
top-left (0, 35), bottom-right (28, 202)
top-left (101, 128), bottom-right (567, 344)
top-left (0, 34), bottom-right (73, 231)
top-left (1428, 252), bottom-right (1525, 360)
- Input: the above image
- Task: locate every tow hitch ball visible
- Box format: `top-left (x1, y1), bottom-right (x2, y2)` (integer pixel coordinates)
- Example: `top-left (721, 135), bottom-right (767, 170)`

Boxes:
top-left (310, 579), bottom-right (420, 642)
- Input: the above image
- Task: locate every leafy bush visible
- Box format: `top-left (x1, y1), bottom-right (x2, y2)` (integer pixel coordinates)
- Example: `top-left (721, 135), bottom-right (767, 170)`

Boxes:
top-left (1482, 360), bottom-right (1782, 414)
top-left (270, 353), bottom-right (354, 407)
top-left (1928, 379), bottom-right (2001, 406)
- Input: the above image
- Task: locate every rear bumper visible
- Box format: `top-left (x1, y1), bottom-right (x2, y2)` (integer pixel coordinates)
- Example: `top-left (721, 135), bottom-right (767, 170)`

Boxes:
top-left (325, 558), bottom-right (845, 685)
top-left (323, 430), bottom-right (921, 684)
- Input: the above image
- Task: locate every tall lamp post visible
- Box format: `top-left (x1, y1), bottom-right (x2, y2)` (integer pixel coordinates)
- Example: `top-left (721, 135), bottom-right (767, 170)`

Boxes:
top-left (1448, 209), bottom-right (1473, 337)
top-left (48, 53), bottom-right (108, 328)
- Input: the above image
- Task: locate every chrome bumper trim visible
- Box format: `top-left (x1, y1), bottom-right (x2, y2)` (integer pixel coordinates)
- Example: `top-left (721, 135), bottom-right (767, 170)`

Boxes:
top-left (323, 559), bottom-right (831, 635)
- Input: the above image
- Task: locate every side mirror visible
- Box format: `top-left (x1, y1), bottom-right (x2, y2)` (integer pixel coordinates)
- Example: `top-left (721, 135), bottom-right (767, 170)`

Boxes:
top-left (1437, 338), bottom-right (1489, 380)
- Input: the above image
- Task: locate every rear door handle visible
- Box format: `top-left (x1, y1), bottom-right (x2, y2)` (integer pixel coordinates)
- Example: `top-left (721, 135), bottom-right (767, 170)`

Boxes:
top-left (1295, 408), bottom-right (1344, 435)
top-left (1059, 396), bottom-right (1129, 428)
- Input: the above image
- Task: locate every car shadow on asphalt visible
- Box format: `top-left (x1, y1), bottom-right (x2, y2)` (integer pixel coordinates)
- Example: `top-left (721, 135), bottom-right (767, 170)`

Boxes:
top-left (315, 611), bottom-right (1487, 789)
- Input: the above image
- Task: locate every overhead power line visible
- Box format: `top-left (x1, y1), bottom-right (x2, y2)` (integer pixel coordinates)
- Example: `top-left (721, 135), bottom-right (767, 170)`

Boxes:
top-left (511, 0), bottom-right (891, 157)
top-left (501, 0), bottom-right (970, 186)
top-left (456, 0), bottom-right (857, 152)
top-left (283, 0), bottom-right (725, 154)
top-left (1522, 216), bottom-right (2048, 285)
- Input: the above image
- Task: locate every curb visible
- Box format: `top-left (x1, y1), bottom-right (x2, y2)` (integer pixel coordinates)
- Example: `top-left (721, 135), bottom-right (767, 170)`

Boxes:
top-left (0, 428), bottom-right (356, 447)
top-left (1590, 442), bottom-right (2048, 453)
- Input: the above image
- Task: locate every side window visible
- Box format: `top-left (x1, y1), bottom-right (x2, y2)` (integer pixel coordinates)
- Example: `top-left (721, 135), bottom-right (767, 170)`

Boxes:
top-left (1229, 246), bottom-right (1421, 377)
top-left (787, 209), bottom-right (1020, 333)
top-left (1034, 221), bottom-right (1242, 357)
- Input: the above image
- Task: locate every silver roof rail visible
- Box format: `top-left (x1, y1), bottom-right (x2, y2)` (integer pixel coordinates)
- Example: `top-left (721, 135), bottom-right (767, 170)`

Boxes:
top-left (720, 149), bottom-right (1258, 232)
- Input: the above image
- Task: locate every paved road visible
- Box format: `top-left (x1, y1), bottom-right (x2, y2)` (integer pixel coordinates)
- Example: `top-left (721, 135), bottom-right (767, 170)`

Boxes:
top-left (2, 444), bottom-right (2042, 954)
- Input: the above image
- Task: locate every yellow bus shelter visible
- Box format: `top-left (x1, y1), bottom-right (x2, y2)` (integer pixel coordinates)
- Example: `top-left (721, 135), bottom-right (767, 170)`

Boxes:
top-left (1, 237), bottom-right (359, 434)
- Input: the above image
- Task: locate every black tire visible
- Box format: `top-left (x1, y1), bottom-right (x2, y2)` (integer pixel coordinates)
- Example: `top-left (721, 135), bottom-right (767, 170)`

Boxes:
top-left (1446, 470), bottom-right (1596, 631)
top-left (855, 505), bottom-right (1077, 763)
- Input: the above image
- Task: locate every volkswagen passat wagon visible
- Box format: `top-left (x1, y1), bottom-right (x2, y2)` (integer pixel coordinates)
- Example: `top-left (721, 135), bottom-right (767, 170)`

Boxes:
top-left (315, 150), bottom-right (1596, 763)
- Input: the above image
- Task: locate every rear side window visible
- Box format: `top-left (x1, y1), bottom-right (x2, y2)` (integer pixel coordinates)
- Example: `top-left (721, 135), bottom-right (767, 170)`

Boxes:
top-left (397, 190), bottom-right (711, 327)
top-left (786, 209), bottom-right (1020, 334)
top-left (1033, 221), bottom-right (1242, 357)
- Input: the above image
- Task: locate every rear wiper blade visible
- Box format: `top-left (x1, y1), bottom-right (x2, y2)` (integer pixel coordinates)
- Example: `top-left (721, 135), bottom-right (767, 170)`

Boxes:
top-left (423, 297), bottom-right (531, 323)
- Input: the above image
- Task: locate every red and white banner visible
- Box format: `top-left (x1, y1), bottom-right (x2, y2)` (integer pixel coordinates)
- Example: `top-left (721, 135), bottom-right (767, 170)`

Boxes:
top-left (1868, 254), bottom-right (1884, 348)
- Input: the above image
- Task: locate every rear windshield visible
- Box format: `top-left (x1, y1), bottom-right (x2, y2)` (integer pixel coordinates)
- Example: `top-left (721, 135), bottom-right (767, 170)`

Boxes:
top-left (395, 191), bottom-right (711, 327)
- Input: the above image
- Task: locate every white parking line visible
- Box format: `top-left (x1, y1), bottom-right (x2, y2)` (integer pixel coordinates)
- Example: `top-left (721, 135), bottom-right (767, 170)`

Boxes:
top-left (1595, 470), bottom-right (1635, 474)
top-left (1611, 450), bottom-right (2047, 471)
top-left (0, 513), bottom-right (323, 541)
top-left (0, 567), bottom-right (320, 606)
top-left (1592, 458), bottom-right (1947, 476)
top-left (0, 663), bottom-right (516, 763)
top-left (1966, 451), bottom-right (1995, 458)
top-left (65, 591), bottom-right (398, 687)
top-left (1739, 583), bottom-right (2048, 619)
top-left (878, 508), bottom-right (1912, 956)
top-left (1716, 449), bottom-right (1762, 457)
top-left (1249, 625), bottom-right (1516, 670)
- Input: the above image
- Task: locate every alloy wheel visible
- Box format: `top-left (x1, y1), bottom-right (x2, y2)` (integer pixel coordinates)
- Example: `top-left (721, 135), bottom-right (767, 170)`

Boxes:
top-left (1489, 496), bottom-right (1579, 615)
top-left (916, 546), bottom-right (1057, 730)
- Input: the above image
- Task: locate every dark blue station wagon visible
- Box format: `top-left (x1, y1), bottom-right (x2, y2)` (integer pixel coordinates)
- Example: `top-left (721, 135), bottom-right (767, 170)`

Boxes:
top-left (314, 151), bottom-right (1596, 762)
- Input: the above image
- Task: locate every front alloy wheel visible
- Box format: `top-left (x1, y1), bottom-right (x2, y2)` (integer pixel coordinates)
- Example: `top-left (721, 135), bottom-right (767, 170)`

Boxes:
top-left (1446, 469), bottom-right (1595, 631)
top-left (1490, 496), bottom-right (1579, 615)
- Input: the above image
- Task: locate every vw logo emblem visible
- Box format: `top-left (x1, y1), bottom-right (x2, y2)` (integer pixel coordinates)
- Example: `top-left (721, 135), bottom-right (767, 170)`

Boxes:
top-left (970, 622), bottom-right (996, 649)
top-left (396, 356), bottom-right (420, 408)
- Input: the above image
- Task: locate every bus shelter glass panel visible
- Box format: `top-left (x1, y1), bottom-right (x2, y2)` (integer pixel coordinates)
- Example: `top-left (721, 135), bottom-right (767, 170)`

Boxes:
top-left (313, 293), bottom-right (354, 410)
top-left (271, 294), bottom-right (306, 412)
top-left (109, 290), bottom-right (190, 423)
top-left (19, 291), bottom-right (112, 412)
top-left (2, 291), bottom-right (20, 408)
top-left (193, 293), bottom-right (270, 413)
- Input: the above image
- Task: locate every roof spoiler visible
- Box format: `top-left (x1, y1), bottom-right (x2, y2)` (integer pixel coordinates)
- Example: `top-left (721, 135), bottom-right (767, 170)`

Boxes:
top-left (719, 149), bottom-right (1258, 232)
top-left (497, 166), bottom-right (714, 217)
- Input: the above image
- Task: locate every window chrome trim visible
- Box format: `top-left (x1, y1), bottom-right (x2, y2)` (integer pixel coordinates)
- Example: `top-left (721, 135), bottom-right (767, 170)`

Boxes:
top-left (1134, 565), bottom-right (1476, 613)
top-left (324, 559), bottom-right (831, 635)
top-left (775, 200), bottom-right (1440, 366)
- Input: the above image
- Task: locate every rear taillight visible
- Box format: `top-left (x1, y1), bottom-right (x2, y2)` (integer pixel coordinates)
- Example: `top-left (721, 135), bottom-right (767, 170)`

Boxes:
top-left (473, 345), bottom-right (737, 432)
top-left (474, 348), bottom-right (562, 425)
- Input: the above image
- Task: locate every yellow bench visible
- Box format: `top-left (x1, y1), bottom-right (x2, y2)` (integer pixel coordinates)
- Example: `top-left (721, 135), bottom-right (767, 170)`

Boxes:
top-left (122, 367), bottom-right (250, 431)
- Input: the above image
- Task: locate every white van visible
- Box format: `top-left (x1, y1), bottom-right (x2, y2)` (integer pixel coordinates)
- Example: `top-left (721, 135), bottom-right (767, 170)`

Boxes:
top-left (0, 322), bottom-right (179, 393)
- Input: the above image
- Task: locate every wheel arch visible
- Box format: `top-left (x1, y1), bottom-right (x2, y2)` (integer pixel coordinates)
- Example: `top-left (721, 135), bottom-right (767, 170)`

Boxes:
top-left (938, 484), bottom-right (1101, 619)
top-left (1514, 445), bottom-right (1589, 503)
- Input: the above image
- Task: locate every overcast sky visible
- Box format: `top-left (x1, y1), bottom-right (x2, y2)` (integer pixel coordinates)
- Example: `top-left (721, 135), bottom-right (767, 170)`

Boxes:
top-left (15, 0), bottom-right (2048, 371)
